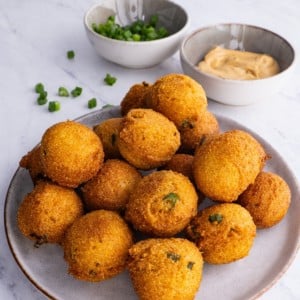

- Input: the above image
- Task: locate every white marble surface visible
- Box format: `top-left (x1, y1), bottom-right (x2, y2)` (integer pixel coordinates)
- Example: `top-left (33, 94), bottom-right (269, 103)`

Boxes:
top-left (0, 0), bottom-right (299, 299)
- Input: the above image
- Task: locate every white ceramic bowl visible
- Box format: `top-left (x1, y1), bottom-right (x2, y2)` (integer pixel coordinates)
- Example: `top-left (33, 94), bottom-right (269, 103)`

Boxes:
top-left (180, 24), bottom-right (295, 105)
top-left (84, 0), bottom-right (189, 68)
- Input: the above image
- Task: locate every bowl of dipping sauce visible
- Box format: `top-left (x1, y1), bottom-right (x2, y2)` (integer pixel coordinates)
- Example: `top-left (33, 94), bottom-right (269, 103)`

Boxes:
top-left (84, 0), bottom-right (189, 68)
top-left (180, 24), bottom-right (295, 105)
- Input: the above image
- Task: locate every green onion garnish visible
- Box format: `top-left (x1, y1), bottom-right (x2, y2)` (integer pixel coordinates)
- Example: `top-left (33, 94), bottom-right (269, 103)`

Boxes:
top-left (58, 87), bottom-right (69, 97)
top-left (88, 98), bottom-right (97, 109)
top-left (67, 50), bottom-right (75, 59)
top-left (35, 83), bottom-right (45, 94)
top-left (71, 86), bottom-right (82, 97)
top-left (48, 101), bottom-right (60, 112)
top-left (104, 73), bottom-right (117, 86)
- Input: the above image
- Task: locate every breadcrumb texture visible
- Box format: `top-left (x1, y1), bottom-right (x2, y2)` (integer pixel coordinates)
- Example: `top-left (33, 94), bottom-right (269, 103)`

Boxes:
top-left (40, 121), bottom-right (104, 188)
top-left (63, 210), bottom-right (133, 282)
top-left (186, 203), bottom-right (256, 264)
top-left (238, 171), bottom-right (291, 228)
top-left (127, 238), bottom-right (203, 300)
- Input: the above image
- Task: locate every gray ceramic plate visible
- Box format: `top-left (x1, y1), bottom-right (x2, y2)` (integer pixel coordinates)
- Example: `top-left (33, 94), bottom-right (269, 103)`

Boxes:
top-left (5, 106), bottom-right (300, 300)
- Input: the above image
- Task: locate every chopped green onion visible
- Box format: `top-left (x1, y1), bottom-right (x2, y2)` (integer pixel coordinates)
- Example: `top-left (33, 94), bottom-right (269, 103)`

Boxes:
top-left (88, 98), bottom-right (97, 109)
top-left (71, 86), bottom-right (82, 97)
top-left (58, 87), bottom-right (69, 97)
top-left (209, 213), bottom-right (223, 224)
top-left (35, 83), bottom-right (45, 93)
top-left (48, 101), bottom-right (60, 112)
top-left (37, 94), bottom-right (48, 105)
top-left (163, 192), bottom-right (179, 209)
top-left (187, 261), bottom-right (195, 270)
top-left (166, 252), bottom-right (181, 262)
top-left (92, 14), bottom-right (169, 41)
top-left (102, 104), bottom-right (115, 109)
top-left (104, 73), bottom-right (117, 86)
top-left (67, 50), bottom-right (75, 59)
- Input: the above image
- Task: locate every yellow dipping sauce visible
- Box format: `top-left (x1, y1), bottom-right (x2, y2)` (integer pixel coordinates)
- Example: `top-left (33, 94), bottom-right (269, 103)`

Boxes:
top-left (197, 46), bottom-right (280, 80)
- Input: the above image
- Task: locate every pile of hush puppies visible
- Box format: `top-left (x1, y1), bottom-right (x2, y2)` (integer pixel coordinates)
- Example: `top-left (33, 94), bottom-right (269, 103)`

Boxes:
top-left (17, 73), bottom-right (291, 300)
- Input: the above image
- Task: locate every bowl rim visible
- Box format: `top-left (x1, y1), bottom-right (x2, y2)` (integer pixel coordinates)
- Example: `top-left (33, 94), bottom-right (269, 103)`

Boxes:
top-left (180, 22), bottom-right (296, 83)
top-left (84, 1), bottom-right (190, 45)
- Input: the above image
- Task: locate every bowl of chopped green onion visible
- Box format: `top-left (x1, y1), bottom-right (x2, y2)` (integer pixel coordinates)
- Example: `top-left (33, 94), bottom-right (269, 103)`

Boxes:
top-left (84, 0), bottom-right (189, 68)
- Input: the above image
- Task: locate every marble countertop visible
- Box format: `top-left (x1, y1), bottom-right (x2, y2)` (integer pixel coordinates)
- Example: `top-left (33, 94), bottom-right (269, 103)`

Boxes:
top-left (0, 0), bottom-right (299, 299)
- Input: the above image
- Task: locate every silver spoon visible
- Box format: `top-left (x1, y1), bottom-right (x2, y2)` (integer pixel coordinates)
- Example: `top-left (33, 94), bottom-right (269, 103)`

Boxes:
top-left (115, 0), bottom-right (144, 26)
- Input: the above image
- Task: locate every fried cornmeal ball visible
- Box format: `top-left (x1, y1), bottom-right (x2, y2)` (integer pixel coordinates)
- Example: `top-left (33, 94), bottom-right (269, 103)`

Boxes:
top-left (127, 238), bottom-right (203, 300)
top-left (120, 81), bottom-right (151, 116)
top-left (93, 117), bottom-right (122, 159)
top-left (193, 129), bottom-right (268, 202)
top-left (19, 145), bottom-right (44, 183)
top-left (146, 73), bottom-right (207, 129)
top-left (17, 180), bottom-right (83, 245)
top-left (40, 120), bottom-right (104, 188)
top-left (118, 109), bottom-right (180, 170)
top-left (186, 203), bottom-right (256, 264)
top-left (81, 159), bottom-right (142, 211)
top-left (180, 110), bottom-right (220, 152)
top-left (160, 153), bottom-right (194, 182)
top-left (125, 170), bottom-right (198, 237)
top-left (62, 210), bottom-right (133, 282)
top-left (238, 171), bottom-right (291, 228)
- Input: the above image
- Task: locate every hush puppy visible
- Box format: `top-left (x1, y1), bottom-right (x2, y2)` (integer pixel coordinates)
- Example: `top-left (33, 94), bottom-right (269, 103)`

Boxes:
top-left (118, 109), bottom-right (180, 170)
top-left (186, 203), bottom-right (256, 264)
top-left (193, 129), bottom-right (268, 202)
top-left (63, 210), bottom-right (133, 282)
top-left (238, 171), bottom-right (291, 228)
top-left (125, 170), bottom-right (198, 237)
top-left (120, 81), bottom-right (151, 116)
top-left (146, 73), bottom-right (207, 129)
top-left (160, 153), bottom-right (194, 182)
top-left (17, 180), bottom-right (83, 245)
top-left (40, 121), bottom-right (104, 188)
top-left (19, 145), bottom-right (44, 183)
top-left (127, 238), bottom-right (203, 300)
top-left (93, 117), bottom-right (122, 159)
top-left (180, 110), bottom-right (220, 152)
top-left (81, 159), bottom-right (142, 211)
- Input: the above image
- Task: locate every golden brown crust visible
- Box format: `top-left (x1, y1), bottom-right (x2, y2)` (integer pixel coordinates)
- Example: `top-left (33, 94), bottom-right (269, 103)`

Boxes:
top-left (125, 170), bottom-right (198, 237)
top-left (120, 81), bottom-right (151, 116)
top-left (193, 129), bottom-right (268, 202)
top-left (93, 117), bottom-right (123, 159)
top-left (17, 180), bottom-right (83, 245)
top-left (19, 145), bottom-right (45, 183)
top-left (127, 238), bottom-right (203, 300)
top-left (186, 203), bottom-right (256, 264)
top-left (63, 210), bottom-right (133, 282)
top-left (238, 171), bottom-right (291, 228)
top-left (81, 159), bottom-right (142, 211)
top-left (180, 110), bottom-right (220, 152)
top-left (146, 73), bottom-right (207, 129)
top-left (118, 109), bottom-right (180, 170)
top-left (160, 153), bottom-right (194, 182)
top-left (40, 121), bottom-right (104, 188)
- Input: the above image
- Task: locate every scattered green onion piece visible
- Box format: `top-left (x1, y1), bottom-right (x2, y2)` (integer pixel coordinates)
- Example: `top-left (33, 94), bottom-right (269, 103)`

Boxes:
top-left (58, 87), bottom-right (69, 97)
top-left (37, 95), bottom-right (48, 105)
top-left (102, 104), bottom-right (115, 109)
top-left (67, 50), bottom-right (75, 59)
top-left (71, 86), bottom-right (82, 97)
top-left (104, 73), bottom-right (117, 86)
top-left (35, 83), bottom-right (45, 93)
top-left (88, 98), bottom-right (97, 109)
top-left (48, 101), bottom-right (60, 112)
